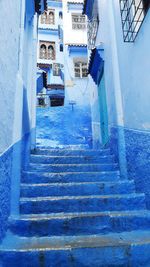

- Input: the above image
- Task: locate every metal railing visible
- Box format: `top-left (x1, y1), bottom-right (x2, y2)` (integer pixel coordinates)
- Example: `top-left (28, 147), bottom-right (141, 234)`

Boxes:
top-left (120, 0), bottom-right (150, 42)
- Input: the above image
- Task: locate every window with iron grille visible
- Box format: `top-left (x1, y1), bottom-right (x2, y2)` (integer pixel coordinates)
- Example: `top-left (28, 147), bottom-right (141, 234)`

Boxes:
top-left (120, 0), bottom-right (150, 42)
top-left (74, 62), bottom-right (88, 78)
top-left (50, 97), bottom-right (64, 107)
top-left (53, 63), bottom-right (61, 76)
top-left (72, 14), bottom-right (86, 30)
top-left (41, 9), bottom-right (55, 25)
top-left (87, 16), bottom-right (99, 49)
top-left (39, 41), bottom-right (55, 60)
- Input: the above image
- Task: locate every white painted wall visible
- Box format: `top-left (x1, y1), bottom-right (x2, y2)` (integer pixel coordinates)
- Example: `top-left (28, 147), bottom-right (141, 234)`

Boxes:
top-left (0, 0), bottom-right (39, 153)
top-left (0, 0), bottom-right (21, 153)
top-left (97, 0), bottom-right (150, 131)
top-left (63, 1), bottom-right (87, 45)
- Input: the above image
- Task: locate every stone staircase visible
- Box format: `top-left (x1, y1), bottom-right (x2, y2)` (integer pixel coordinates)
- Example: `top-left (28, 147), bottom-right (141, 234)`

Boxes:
top-left (1, 148), bottom-right (150, 266)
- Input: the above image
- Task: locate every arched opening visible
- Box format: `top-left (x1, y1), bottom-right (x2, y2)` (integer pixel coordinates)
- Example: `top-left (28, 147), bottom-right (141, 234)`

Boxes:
top-left (48, 11), bottom-right (55, 24)
top-left (41, 12), bottom-right (47, 24)
top-left (48, 45), bottom-right (54, 60)
top-left (59, 11), bottom-right (63, 19)
top-left (60, 44), bottom-right (63, 52)
top-left (40, 44), bottom-right (47, 59)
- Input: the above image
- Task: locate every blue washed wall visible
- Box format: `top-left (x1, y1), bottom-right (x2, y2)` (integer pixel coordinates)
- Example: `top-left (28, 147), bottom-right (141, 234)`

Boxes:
top-left (0, 130), bottom-right (33, 242)
top-left (0, 148), bottom-right (13, 242)
top-left (109, 126), bottom-right (150, 208)
top-left (36, 106), bottom-right (92, 148)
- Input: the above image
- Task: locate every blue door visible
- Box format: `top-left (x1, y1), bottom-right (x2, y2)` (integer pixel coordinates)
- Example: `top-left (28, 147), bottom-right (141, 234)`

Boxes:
top-left (98, 73), bottom-right (109, 145)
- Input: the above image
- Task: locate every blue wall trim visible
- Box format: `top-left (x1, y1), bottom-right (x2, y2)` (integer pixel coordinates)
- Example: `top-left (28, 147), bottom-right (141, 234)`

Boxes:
top-left (89, 48), bottom-right (104, 84)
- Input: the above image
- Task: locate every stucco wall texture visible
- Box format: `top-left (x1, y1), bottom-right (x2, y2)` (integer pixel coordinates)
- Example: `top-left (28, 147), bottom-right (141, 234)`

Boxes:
top-left (0, 148), bottom-right (12, 241)
top-left (0, 0), bottom-right (21, 153)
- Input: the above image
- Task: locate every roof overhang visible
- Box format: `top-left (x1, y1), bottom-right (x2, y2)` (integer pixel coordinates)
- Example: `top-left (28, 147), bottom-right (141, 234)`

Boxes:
top-left (67, 44), bottom-right (87, 56)
top-left (83, 0), bottom-right (94, 20)
top-left (88, 47), bottom-right (104, 84)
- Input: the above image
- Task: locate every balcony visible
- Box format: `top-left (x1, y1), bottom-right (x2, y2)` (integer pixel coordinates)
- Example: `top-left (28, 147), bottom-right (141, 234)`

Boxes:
top-left (120, 0), bottom-right (150, 42)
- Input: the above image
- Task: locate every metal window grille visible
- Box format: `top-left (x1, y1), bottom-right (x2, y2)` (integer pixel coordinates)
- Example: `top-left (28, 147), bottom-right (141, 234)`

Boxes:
top-left (120, 0), bottom-right (150, 42)
top-left (72, 14), bottom-right (86, 30)
top-left (87, 17), bottom-right (99, 49)
top-left (41, 10), bottom-right (55, 25)
top-left (39, 42), bottom-right (55, 60)
top-left (53, 63), bottom-right (61, 76)
top-left (74, 62), bottom-right (88, 78)
top-left (40, 45), bottom-right (47, 59)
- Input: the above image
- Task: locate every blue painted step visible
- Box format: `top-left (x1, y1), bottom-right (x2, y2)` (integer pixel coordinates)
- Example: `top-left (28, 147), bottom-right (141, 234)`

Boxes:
top-left (1, 230), bottom-right (150, 266)
top-left (20, 193), bottom-right (145, 214)
top-left (2, 146), bottom-right (149, 267)
top-left (32, 148), bottom-right (111, 157)
top-left (22, 170), bottom-right (120, 184)
top-left (20, 180), bottom-right (135, 198)
top-left (28, 163), bottom-right (118, 172)
top-left (9, 210), bottom-right (150, 237)
top-left (30, 154), bottom-right (115, 164)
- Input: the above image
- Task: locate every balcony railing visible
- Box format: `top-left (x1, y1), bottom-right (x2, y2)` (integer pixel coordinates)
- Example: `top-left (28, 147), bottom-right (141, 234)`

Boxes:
top-left (120, 0), bottom-right (150, 42)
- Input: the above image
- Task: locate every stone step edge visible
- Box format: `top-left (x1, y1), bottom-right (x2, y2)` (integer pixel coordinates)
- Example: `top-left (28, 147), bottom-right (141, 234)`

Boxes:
top-left (30, 155), bottom-right (114, 159)
top-left (1, 230), bottom-right (150, 251)
top-left (9, 209), bottom-right (150, 221)
top-left (20, 193), bottom-right (145, 202)
top-left (29, 163), bottom-right (118, 167)
top-left (20, 180), bottom-right (134, 187)
top-left (32, 148), bottom-right (111, 153)
top-left (22, 170), bottom-right (120, 175)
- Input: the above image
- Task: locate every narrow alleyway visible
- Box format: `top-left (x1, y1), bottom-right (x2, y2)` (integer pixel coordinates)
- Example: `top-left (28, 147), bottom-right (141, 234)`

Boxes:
top-left (0, 0), bottom-right (150, 266)
top-left (1, 146), bottom-right (150, 266)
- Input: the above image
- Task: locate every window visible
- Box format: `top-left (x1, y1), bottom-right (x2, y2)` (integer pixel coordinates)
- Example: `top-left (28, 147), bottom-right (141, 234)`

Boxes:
top-left (50, 97), bottom-right (64, 107)
top-left (74, 62), bottom-right (88, 78)
top-left (120, 0), bottom-right (150, 42)
top-left (39, 41), bottom-right (55, 60)
top-left (40, 44), bottom-right (47, 59)
top-left (53, 63), bottom-right (61, 76)
top-left (41, 9), bottom-right (55, 24)
top-left (48, 11), bottom-right (55, 24)
top-left (59, 11), bottom-right (63, 19)
top-left (41, 12), bottom-right (47, 24)
top-left (60, 44), bottom-right (63, 52)
top-left (72, 14), bottom-right (86, 30)
top-left (48, 45), bottom-right (55, 60)
top-left (38, 98), bottom-right (45, 106)
top-left (87, 16), bottom-right (99, 49)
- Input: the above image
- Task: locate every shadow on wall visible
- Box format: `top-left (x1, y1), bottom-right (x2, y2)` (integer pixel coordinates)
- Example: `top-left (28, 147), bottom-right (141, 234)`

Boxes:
top-left (21, 87), bottom-right (31, 169)
top-left (36, 106), bottom-right (92, 148)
